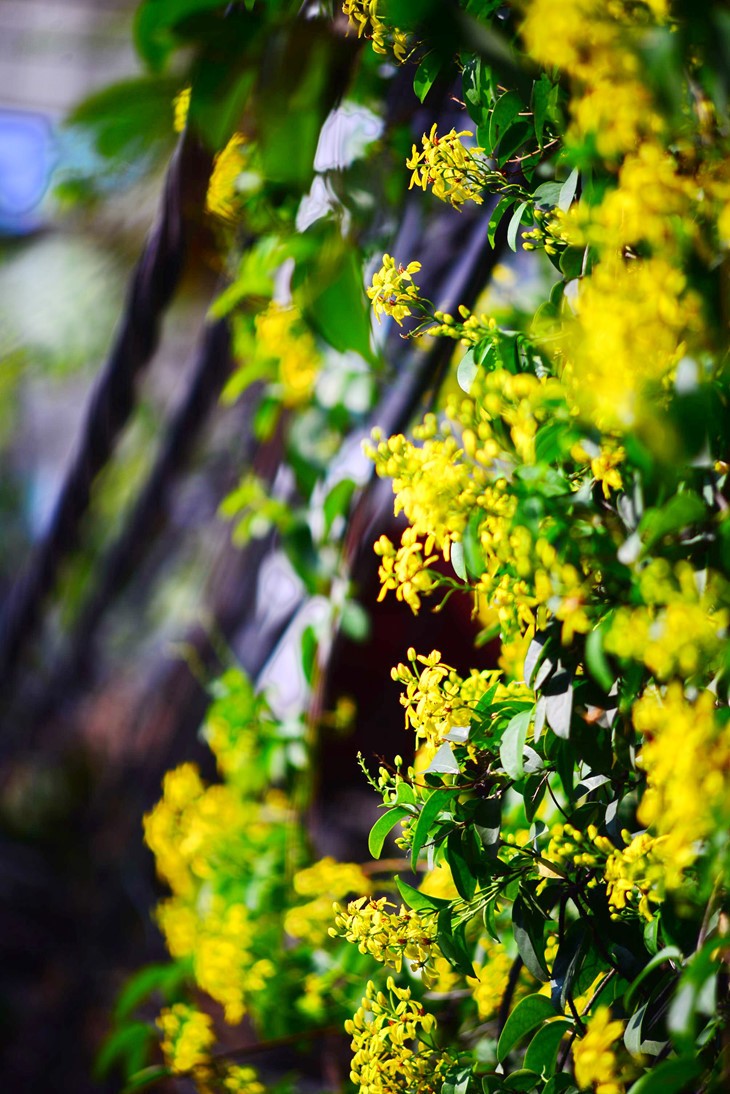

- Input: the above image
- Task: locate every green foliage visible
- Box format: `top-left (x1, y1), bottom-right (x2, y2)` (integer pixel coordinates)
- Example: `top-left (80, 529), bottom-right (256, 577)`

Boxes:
top-left (83, 0), bottom-right (730, 1091)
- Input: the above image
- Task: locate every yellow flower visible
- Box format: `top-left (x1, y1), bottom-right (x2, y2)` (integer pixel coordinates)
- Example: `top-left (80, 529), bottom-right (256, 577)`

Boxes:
top-left (331, 896), bottom-right (439, 978)
top-left (601, 832), bottom-right (666, 921)
top-left (254, 301), bottom-right (319, 406)
top-left (467, 939), bottom-right (514, 1020)
top-left (572, 1007), bottom-right (626, 1094)
top-left (367, 254), bottom-right (422, 325)
top-left (633, 684), bottom-right (730, 888)
top-left (342, 0), bottom-right (408, 62)
top-left (590, 446), bottom-right (625, 498)
top-left (344, 978), bottom-right (446, 1094)
top-left (206, 133), bottom-right (247, 221)
top-left (173, 86), bottom-right (191, 133)
top-left (157, 1003), bottom-right (214, 1074)
top-left (222, 1065), bottom-right (266, 1094)
top-left (285, 858), bottom-right (372, 946)
top-left (407, 125), bottom-right (487, 208)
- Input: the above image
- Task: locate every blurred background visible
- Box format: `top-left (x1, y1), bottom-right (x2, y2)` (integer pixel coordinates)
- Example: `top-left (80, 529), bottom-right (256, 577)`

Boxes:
top-left (0, 3), bottom-right (243, 1088)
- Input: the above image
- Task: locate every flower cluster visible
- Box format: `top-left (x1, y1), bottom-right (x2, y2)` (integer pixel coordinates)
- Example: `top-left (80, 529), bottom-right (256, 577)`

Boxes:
top-left (601, 832), bottom-right (666, 922)
top-left (345, 978), bottom-right (446, 1094)
top-left (467, 938), bottom-right (515, 1020)
top-left (407, 125), bottom-right (488, 208)
top-left (330, 897), bottom-right (439, 978)
top-left (157, 1004), bottom-right (215, 1074)
top-left (207, 133), bottom-right (248, 221)
top-left (144, 765), bottom-right (294, 1024)
top-left (520, 0), bottom-right (668, 159)
top-left (366, 255), bottom-right (422, 325)
top-left (254, 301), bottom-right (319, 406)
top-left (342, 0), bottom-right (408, 63)
top-left (633, 684), bottom-right (730, 888)
top-left (572, 1007), bottom-right (627, 1094)
top-left (284, 857), bottom-right (372, 946)
top-left (390, 648), bottom-right (526, 750)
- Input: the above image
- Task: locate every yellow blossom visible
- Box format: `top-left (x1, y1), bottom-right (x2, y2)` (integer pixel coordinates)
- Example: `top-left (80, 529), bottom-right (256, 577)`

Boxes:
top-left (330, 896), bottom-right (439, 979)
top-left (285, 858), bottom-right (372, 946)
top-left (254, 301), bottom-right (319, 406)
top-left (600, 832), bottom-right (666, 921)
top-left (206, 133), bottom-right (247, 221)
top-left (633, 684), bottom-right (730, 887)
top-left (342, 0), bottom-right (408, 62)
top-left (367, 254), bottom-right (422, 325)
top-left (173, 86), bottom-right (191, 133)
top-left (590, 446), bottom-right (625, 498)
top-left (572, 1007), bottom-right (626, 1094)
top-left (157, 1003), bottom-right (214, 1074)
top-left (222, 1065), bottom-right (266, 1094)
top-left (345, 978), bottom-right (446, 1094)
top-left (407, 125), bottom-right (487, 208)
top-left (468, 938), bottom-right (514, 1020)
top-left (558, 256), bottom-right (701, 432)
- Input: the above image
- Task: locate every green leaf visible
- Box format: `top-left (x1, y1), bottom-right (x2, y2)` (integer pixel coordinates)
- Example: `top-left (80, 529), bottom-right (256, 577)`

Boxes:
top-left (585, 625), bottom-right (616, 693)
top-left (523, 1017), bottom-right (572, 1077)
top-left (395, 876), bottom-right (451, 913)
top-left (638, 492), bottom-right (706, 551)
top-left (451, 541), bottom-right (467, 581)
top-left (437, 907), bottom-right (475, 977)
top-left (135, 0), bottom-right (237, 70)
top-left (463, 508), bottom-right (486, 579)
top-left (512, 895), bottom-right (549, 982)
top-left (256, 23), bottom-right (344, 192)
top-left (501, 709), bottom-right (533, 780)
top-left (626, 1057), bottom-right (700, 1094)
top-left (497, 993), bottom-right (557, 1062)
top-left (558, 168), bottom-right (579, 212)
top-left (472, 796), bottom-right (502, 854)
top-left (122, 1067), bottom-right (173, 1094)
top-left (66, 76), bottom-right (178, 163)
top-left (301, 624), bottom-right (318, 686)
top-left (413, 51), bottom-right (444, 102)
top-left (559, 247), bottom-right (585, 280)
top-left (524, 632), bottom-right (550, 688)
top-left (543, 671), bottom-right (573, 739)
top-left (340, 600), bottom-right (370, 642)
top-left (503, 1071), bottom-right (541, 1092)
top-left (301, 248), bottom-right (373, 361)
top-left (368, 806), bottom-right (411, 859)
top-left (324, 478), bottom-right (357, 535)
top-left (446, 829), bottom-right (477, 900)
top-left (114, 963), bottom-right (184, 1023)
top-left (524, 774), bottom-right (547, 823)
top-left (624, 1002), bottom-right (649, 1058)
top-left (457, 348), bottom-right (479, 394)
top-left (667, 940), bottom-right (719, 1051)
top-left (532, 73), bottom-right (554, 145)
top-left (624, 947), bottom-right (683, 1012)
top-left (497, 121), bottom-right (531, 166)
top-left (507, 201), bottom-right (530, 251)
top-left (95, 1023), bottom-right (154, 1080)
top-left (488, 195), bottom-right (515, 248)
top-left (411, 787), bottom-right (458, 871)
top-left (489, 90), bottom-right (523, 150)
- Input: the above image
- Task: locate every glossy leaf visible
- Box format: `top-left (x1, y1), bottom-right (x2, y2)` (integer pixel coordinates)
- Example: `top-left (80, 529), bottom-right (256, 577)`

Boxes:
top-left (523, 1017), bottom-right (572, 1077)
top-left (368, 806), bottom-right (411, 859)
top-left (500, 709), bottom-right (533, 780)
top-left (413, 51), bottom-right (444, 102)
top-left (497, 993), bottom-right (557, 1061)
